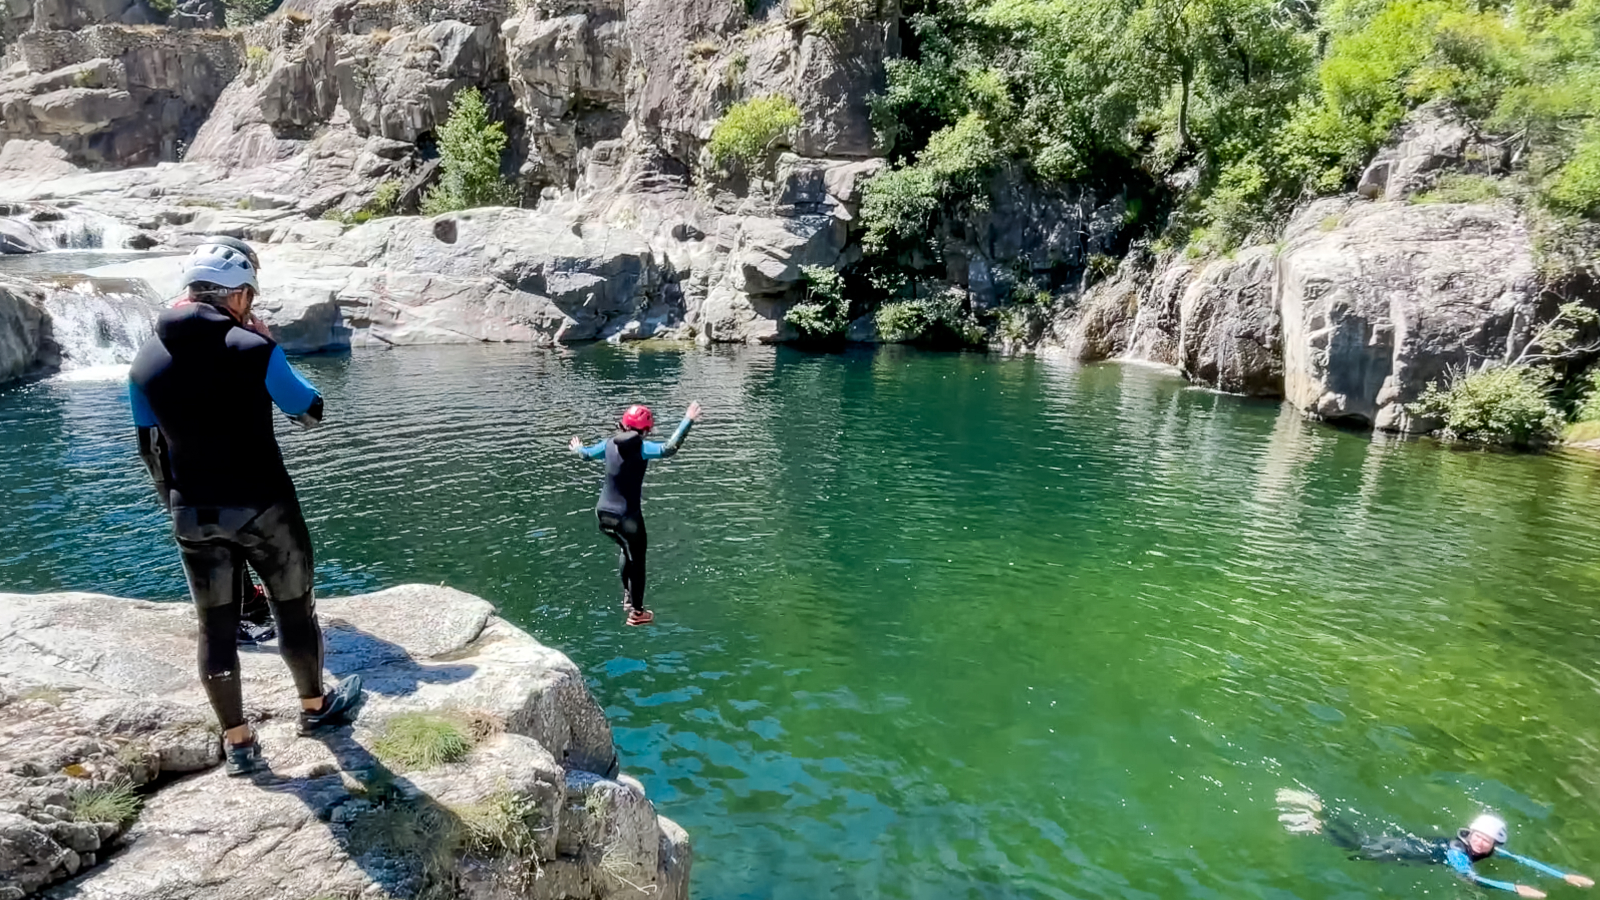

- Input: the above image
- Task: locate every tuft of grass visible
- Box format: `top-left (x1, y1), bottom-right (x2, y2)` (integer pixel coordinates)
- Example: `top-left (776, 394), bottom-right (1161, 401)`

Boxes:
top-left (1564, 420), bottom-right (1600, 444)
top-left (19, 686), bottom-right (65, 705)
top-left (1318, 215), bottom-right (1341, 232)
top-left (371, 714), bottom-right (473, 771)
top-left (1414, 173), bottom-right (1505, 205)
top-left (452, 789), bottom-right (540, 859)
top-left (69, 781), bottom-right (142, 826)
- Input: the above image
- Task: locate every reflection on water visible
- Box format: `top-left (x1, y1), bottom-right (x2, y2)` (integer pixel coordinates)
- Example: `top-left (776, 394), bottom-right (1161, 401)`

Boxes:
top-left (3, 344), bottom-right (1600, 899)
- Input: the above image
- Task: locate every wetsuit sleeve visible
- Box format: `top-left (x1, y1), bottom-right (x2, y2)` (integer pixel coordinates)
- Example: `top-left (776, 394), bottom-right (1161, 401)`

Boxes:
top-left (642, 418), bottom-right (693, 460)
top-left (577, 441), bottom-right (606, 460)
top-left (264, 346), bottom-right (324, 428)
top-left (1500, 849), bottom-right (1568, 879)
top-left (134, 425), bottom-right (172, 511)
top-left (129, 380), bottom-right (156, 428)
top-left (1448, 846), bottom-right (1519, 892)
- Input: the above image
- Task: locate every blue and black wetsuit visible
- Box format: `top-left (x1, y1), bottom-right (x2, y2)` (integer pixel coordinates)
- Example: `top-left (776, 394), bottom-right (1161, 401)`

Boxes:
top-left (576, 417), bottom-right (693, 611)
top-left (129, 302), bottom-right (327, 731)
top-left (1325, 819), bottom-right (1572, 892)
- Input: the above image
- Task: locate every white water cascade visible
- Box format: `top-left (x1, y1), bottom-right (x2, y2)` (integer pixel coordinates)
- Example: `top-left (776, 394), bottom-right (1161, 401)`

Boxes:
top-left (37, 274), bottom-right (163, 380)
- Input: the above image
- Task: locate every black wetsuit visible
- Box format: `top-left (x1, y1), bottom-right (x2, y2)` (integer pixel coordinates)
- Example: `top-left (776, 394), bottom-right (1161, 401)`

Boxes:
top-left (129, 303), bottom-right (326, 730)
top-left (1324, 819), bottom-right (1568, 892)
top-left (578, 418), bottom-right (693, 611)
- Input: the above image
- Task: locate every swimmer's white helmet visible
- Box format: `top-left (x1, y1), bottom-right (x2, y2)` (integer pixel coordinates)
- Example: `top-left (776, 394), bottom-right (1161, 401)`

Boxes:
top-left (1469, 814), bottom-right (1508, 845)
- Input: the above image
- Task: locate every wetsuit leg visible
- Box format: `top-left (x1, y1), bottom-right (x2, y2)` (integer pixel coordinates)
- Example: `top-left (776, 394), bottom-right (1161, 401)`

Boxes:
top-left (173, 514), bottom-right (248, 730)
top-left (239, 500), bottom-right (324, 701)
top-left (597, 512), bottom-right (648, 610)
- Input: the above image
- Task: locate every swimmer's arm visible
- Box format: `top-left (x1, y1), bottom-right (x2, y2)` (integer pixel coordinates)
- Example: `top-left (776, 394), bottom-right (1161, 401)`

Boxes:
top-left (1499, 850), bottom-right (1569, 879)
top-left (264, 346), bottom-right (324, 428)
top-left (571, 439), bottom-right (606, 460)
top-left (643, 418), bottom-right (693, 460)
top-left (1449, 846), bottom-right (1520, 893)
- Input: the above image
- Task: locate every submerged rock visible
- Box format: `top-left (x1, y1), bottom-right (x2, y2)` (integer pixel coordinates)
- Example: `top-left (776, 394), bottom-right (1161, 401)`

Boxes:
top-left (0, 585), bottom-right (691, 900)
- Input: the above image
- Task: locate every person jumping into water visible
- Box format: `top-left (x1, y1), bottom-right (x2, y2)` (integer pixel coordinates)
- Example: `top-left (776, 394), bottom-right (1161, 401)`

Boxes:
top-left (1277, 789), bottom-right (1593, 898)
top-left (570, 401), bottom-right (702, 626)
top-left (130, 240), bottom-right (362, 776)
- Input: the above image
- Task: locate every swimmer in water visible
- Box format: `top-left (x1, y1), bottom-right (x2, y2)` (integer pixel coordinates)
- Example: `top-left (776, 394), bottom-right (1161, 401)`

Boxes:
top-left (1277, 788), bottom-right (1593, 898)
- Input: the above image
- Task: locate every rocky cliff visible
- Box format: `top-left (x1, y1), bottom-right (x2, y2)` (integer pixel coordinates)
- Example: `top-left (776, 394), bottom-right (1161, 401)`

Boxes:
top-left (0, 585), bottom-right (691, 900)
top-left (0, 1), bottom-right (1594, 437)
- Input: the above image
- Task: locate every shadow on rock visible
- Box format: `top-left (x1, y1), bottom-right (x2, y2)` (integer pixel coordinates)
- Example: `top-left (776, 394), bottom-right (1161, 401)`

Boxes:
top-left (321, 621), bottom-right (478, 699)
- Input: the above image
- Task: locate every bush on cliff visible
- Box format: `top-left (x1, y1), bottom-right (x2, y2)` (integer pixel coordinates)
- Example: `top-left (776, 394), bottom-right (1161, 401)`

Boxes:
top-left (422, 88), bottom-right (516, 216)
top-left (707, 95), bottom-right (802, 171)
top-left (1412, 366), bottom-right (1564, 447)
top-left (785, 265), bottom-right (852, 341)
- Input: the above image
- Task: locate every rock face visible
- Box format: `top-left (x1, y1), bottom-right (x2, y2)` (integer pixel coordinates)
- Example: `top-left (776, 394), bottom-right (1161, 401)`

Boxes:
top-left (0, 26), bottom-right (245, 167)
top-left (1276, 198), bottom-right (1538, 431)
top-left (0, 585), bottom-right (691, 900)
top-left (0, 278), bottom-right (50, 383)
top-left (1177, 246), bottom-right (1282, 397)
top-left (1355, 101), bottom-right (1509, 202)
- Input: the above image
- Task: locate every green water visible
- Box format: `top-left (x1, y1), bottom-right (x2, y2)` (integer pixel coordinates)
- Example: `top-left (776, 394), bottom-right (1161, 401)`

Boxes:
top-left (4, 344), bottom-right (1600, 899)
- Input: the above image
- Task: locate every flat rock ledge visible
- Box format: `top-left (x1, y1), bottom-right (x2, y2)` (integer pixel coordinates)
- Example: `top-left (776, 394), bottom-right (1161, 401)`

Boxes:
top-left (0, 585), bottom-right (691, 900)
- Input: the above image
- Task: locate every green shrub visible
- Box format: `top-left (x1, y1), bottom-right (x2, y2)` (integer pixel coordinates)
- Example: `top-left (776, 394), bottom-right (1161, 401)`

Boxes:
top-left (706, 96), bottom-right (802, 170)
top-left (1546, 131), bottom-right (1600, 216)
top-left (372, 714), bottom-right (474, 771)
top-left (422, 88), bottom-right (516, 216)
top-left (785, 265), bottom-right (850, 339)
top-left (223, 0), bottom-right (279, 26)
top-left (861, 112), bottom-right (998, 256)
top-left (1414, 172), bottom-right (1505, 204)
top-left (69, 782), bottom-right (142, 827)
top-left (369, 178), bottom-right (402, 217)
top-left (1410, 365), bottom-right (1564, 446)
top-left (875, 291), bottom-right (985, 347)
top-left (1573, 369), bottom-right (1600, 423)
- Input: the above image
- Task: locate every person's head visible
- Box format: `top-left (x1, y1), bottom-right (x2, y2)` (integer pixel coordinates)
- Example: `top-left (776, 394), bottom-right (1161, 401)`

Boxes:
top-left (201, 235), bottom-right (262, 273)
top-left (180, 242), bottom-right (259, 323)
top-left (1463, 814), bottom-right (1508, 856)
top-left (619, 405), bottom-right (654, 433)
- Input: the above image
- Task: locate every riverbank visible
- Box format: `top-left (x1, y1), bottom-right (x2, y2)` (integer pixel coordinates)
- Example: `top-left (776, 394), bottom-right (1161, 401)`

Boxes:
top-left (0, 584), bottom-right (691, 900)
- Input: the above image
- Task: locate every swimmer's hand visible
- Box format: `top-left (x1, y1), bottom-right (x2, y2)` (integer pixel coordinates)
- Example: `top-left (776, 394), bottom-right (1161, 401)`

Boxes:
top-left (686, 400), bottom-right (702, 422)
top-left (1516, 884), bottom-right (1547, 899)
top-left (1566, 874), bottom-right (1595, 888)
top-left (569, 436), bottom-right (582, 453)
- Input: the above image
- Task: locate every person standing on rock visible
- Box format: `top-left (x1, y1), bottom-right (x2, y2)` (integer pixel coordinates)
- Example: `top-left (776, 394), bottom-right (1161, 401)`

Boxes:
top-left (570, 401), bottom-right (703, 626)
top-left (129, 241), bottom-right (362, 776)
top-left (165, 236), bottom-right (278, 647)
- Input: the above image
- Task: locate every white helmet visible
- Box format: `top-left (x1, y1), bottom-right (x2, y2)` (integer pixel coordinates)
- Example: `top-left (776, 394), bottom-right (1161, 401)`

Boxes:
top-left (1469, 814), bottom-right (1509, 845)
top-left (179, 242), bottom-right (259, 293)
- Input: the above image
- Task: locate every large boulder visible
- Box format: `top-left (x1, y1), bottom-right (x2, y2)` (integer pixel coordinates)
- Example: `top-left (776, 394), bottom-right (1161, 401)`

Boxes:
top-left (0, 585), bottom-right (691, 900)
top-left (1277, 198), bottom-right (1539, 431)
top-left (0, 278), bottom-right (49, 383)
top-left (1356, 101), bottom-right (1508, 202)
top-left (1177, 246), bottom-right (1282, 397)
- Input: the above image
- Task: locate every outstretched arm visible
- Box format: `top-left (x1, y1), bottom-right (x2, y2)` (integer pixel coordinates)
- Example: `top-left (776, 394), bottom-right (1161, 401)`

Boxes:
top-left (264, 346), bottom-right (324, 429)
top-left (1500, 850), bottom-right (1593, 887)
top-left (570, 436), bottom-right (605, 460)
top-left (643, 401), bottom-right (702, 460)
top-left (1449, 847), bottom-right (1543, 896)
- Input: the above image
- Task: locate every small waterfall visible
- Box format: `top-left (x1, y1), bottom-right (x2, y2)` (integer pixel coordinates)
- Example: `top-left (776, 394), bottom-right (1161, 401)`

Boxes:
top-left (37, 275), bottom-right (163, 378)
top-left (44, 210), bottom-right (139, 251)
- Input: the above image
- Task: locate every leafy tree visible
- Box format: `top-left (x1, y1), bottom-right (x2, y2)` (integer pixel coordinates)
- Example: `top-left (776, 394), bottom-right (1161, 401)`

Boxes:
top-left (422, 88), bottom-right (515, 216)
top-left (785, 266), bottom-right (852, 340)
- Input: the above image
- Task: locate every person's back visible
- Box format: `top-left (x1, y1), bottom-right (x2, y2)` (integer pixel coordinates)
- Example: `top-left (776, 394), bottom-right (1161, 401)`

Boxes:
top-left (600, 430), bottom-right (649, 516)
top-left (131, 302), bottom-right (296, 508)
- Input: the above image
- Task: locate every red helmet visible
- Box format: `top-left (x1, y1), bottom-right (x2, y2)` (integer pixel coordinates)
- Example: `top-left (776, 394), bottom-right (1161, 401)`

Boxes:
top-left (620, 404), bottom-right (654, 431)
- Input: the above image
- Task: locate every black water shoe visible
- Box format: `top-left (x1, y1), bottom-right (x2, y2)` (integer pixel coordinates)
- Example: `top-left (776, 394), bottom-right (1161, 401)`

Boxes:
top-left (297, 675), bottom-right (364, 736)
top-left (225, 739), bottom-right (263, 777)
top-left (236, 621), bottom-right (276, 645)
